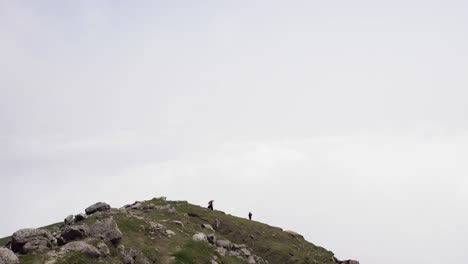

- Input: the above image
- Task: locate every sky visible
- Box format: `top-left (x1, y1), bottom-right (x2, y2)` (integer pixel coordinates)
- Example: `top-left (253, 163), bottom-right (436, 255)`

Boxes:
top-left (1, 1), bottom-right (468, 263)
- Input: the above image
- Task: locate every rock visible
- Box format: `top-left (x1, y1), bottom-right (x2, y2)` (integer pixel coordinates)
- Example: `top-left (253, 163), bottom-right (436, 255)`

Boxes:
top-left (215, 240), bottom-right (232, 249)
top-left (0, 247), bottom-right (19, 264)
top-left (119, 245), bottom-right (151, 264)
top-left (284, 230), bottom-right (303, 238)
top-left (240, 248), bottom-right (252, 256)
top-left (97, 242), bottom-right (110, 256)
top-left (64, 215), bottom-right (74, 225)
top-left (85, 202), bottom-right (111, 215)
top-left (165, 230), bottom-right (176, 237)
top-left (74, 213), bottom-right (87, 222)
top-left (201, 224), bottom-right (215, 232)
top-left (247, 256), bottom-right (256, 264)
top-left (62, 241), bottom-right (100, 258)
top-left (213, 219), bottom-right (220, 229)
top-left (11, 228), bottom-right (57, 253)
top-left (227, 250), bottom-right (241, 257)
top-left (90, 217), bottom-right (123, 246)
top-left (215, 247), bottom-right (227, 256)
top-left (172, 220), bottom-right (184, 227)
top-left (339, 260), bottom-right (360, 264)
top-left (207, 234), bottom-right (216, 245)
top-left (59, 224), bottom-right (89, 244)
top-left (192, 232), bottom-right (207, 242)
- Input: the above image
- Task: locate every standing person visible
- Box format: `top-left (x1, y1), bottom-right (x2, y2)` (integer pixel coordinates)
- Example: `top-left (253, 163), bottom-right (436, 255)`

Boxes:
top-left (248, 212), bottom-right (252, 220)
top-left (208, 200), bottom-right (214, 210)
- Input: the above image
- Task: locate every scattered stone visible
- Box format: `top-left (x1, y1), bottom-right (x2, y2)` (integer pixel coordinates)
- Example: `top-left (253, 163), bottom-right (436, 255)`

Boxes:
top-left (192, 232), bottom-right (207, 242)
top-left (74, 213), bottom-right (87, 222)
top-left (64, 215), bottom-right (74, 225)
top-left (215, 247), bottom-right (227, 256)
top-left (11, 228), bottom-right (57, 254)
top-left (213, 219), bottom-right (220, 230)
top-left (0, 247), bottom-right (19, 264)
top-left (85, 202), bottom-right (111, 215)
top-left (90, 217), bottom-right (123, 246)
top-left (62, 241), bottom-right (100, 258)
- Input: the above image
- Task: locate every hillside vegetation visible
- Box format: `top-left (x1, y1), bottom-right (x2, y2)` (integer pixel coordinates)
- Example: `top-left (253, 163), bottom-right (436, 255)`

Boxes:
top-left (0, 197), bottom-right (358, 264)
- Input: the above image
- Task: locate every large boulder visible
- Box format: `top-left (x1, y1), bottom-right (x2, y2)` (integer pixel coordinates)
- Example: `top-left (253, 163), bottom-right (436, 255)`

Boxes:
top-left (59, 224), bottom-right (90, 245)
top-left (192, 232), bottom-right (207, 242)
top-left (85, 202), bottom-right (111, 215)
top-left (11, 229), bottom-right (57, 253)
top-left (64, 215), bottom-right (74, 225)
top-left (62, 241), bottom-right (100, 258)
top-left (0, 248), bottom-right (19, 264)
top-left (90, 217), bottom-right (122, 246)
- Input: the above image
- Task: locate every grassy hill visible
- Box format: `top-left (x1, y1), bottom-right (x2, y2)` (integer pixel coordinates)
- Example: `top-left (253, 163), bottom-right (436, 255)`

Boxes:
top-left (0, 197), bottom-right (352, 264)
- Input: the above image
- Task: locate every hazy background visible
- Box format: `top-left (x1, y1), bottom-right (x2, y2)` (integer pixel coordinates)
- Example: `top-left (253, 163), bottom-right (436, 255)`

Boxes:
top-left (1, 1), bottom-right (467, 263)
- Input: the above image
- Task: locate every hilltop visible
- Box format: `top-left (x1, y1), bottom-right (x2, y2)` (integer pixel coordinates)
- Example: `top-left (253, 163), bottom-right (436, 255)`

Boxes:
top-left (0, 197), bottom-right (359, 264)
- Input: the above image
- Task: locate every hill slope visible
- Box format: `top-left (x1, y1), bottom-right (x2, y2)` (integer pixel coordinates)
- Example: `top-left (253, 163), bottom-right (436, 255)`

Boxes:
top-left (0, 197), bottom-right (358, 264)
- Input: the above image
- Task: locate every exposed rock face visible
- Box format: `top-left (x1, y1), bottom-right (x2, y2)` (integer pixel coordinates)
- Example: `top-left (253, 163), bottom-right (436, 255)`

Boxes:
top-left (0, 247), bottom-right (19, 264)
top-left (85, 202), bottom-right (111, 215)
top-left (59, 224), bottom-right (89, 245)
top-left (62, 241), bottom-right (100, 258)
top-left (11, 229), bottom-right (57, 253)
top-left (90, 217), bottom-right (122, 246)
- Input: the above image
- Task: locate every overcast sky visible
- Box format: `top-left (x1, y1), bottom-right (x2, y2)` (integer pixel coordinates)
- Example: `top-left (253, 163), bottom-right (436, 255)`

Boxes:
top-left (1, 1), bottom-right (468, 263)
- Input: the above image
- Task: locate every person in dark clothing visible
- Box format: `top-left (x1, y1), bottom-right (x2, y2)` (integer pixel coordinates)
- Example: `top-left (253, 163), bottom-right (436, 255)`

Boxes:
top-left (208, 200), bottom-right (214, 210)
top-left (248, 212), bottom-right (252, 220)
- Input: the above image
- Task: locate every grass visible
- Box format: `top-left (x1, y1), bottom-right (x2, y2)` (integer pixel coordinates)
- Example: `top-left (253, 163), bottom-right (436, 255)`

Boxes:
top-left (1, 197), bottom-right (337, 264)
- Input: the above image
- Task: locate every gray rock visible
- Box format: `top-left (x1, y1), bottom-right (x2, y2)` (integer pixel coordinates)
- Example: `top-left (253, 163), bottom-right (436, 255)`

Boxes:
top-left (119, 245), bottom-right (151, 264)
top-left (201, 224), bottom-right (215, 232)
top-left (247, 256), bottom-right (256, 264)
top-left (62, 241), bottom-right (100, 258)
top-left (172, 220), bottom-right (184, 227)
top-left (0, 247), bottom-right (19, 264)
top-left (11, 228), bottom-right (57, 253)
top-left (207, 234), bottom-right (216, 245)
top-left (74, 213), bottom-right (87, 222)
top-left (85, 202), bottom-right (111, 215)
top-left (240, 248), bottom-right (251, 256)
top-left (90, 217), bottom-right (122, 246)
top-left (59, 224), bottom-right (89, 244)
top-left (215, 247), bottom-right (227, 256)
top-left (192, 232), bottom-right (207, 242)
top-left (97, 242), bottom-right (110, 256)
top-left (165, 230), bottom-right (176, 237)
top-left (64, 215), bottom-right (74, 225)
top-left (215, 240), bottom-right (232, 249)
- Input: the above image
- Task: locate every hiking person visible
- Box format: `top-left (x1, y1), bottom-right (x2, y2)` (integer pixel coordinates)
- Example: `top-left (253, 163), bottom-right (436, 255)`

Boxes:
top-left (248, 212), bottom-right (252, 220)
top-left (208, 200), bottom-right (214, 210)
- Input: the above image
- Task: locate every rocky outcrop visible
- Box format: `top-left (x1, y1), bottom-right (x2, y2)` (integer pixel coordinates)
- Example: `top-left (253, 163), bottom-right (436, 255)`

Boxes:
top-left (62, 241), bottom-right (100, 258)
top-left (90, 217), bottom-right (122, 246)
top-left (11, 229), bottom-right (57, 254)
top-left (0, 248), bottom-right (19, 264)
top-left (85, 202), bottom-right (111, 215)
top-left (64, 215), bottom-right (74, 225)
